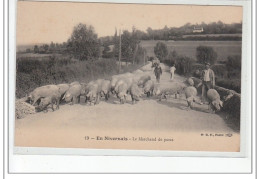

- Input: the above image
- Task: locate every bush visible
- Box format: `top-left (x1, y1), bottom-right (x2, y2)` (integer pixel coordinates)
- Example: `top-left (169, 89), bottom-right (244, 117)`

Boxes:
top-left (163, 58), bottom-right (175, 67)
top-left (16, 56), bottom-right (117, 98)
top-left (216, 78), bottom-right (241, 93)
top-left (226, 55), bottom-right (241, 79)
top-left (226, 55), bottom-right (241, 71)
top-left (16, 55), bottom-right (145, 98)
top-left (211, 64), bottom-right (228, 78)
top-left (154, 42), bottom-right (168, 61)
top-left (163, 50), bottom-right (178, 67)
top-left (163, 53), bottom-right (194, 76)
top-left (190, 63), bottom-right (204, 78)
top-left (196, 46), bottom-right (217, 65)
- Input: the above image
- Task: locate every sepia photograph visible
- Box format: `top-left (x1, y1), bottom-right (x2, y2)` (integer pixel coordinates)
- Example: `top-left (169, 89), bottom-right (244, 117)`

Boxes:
top-left (14, 0), bottom-right (244, 153)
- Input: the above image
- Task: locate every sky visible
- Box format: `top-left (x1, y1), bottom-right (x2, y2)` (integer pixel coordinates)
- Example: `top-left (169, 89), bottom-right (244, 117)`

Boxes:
top-left (16, 1), bottom-right (243, 45)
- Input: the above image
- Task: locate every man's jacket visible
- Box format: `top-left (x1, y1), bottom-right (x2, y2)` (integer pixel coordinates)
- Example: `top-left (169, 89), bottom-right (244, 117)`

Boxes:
top-left (201, 68), bottom-right (215, 86)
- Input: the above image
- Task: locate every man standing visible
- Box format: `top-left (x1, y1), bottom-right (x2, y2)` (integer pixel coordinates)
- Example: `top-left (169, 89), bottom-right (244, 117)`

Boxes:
top-left (154, 63), bottom-right (162, 83)
top-left (170, 64), bottom-right (176, 81)
top-left (197, 62), bottom-right (215, 101)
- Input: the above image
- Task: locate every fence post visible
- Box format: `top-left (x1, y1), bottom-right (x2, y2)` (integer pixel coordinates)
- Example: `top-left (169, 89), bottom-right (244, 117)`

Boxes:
top-left (118, 29), bottom-right (121, 72)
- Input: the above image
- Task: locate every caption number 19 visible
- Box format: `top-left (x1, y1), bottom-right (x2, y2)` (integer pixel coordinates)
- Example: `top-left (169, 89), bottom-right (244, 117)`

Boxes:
top-left (85, 136), bottom-right (89, 140)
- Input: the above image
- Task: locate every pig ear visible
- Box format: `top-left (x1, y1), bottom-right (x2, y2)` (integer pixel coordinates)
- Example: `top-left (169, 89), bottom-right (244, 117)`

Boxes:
top-left (219, 100), bottom-right (223, 107)
top-left (187, 97), bottom-right (193, 102)
top-left (27, 93), bottom-right (32, 98)
top-left (63, 93), bottom-right (67, 99)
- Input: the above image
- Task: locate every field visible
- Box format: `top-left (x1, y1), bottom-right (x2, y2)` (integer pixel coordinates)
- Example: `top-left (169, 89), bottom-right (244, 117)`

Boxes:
top-left (16, 53), bottom-right (62, 59)
top-left (140, 40), bottom-right (242, 61)
top-left (182, 34), bottom-right (242, 38)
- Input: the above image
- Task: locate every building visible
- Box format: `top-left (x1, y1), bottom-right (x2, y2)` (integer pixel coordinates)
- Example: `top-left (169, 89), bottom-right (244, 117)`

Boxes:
top-left (193, 27), bottom-right (204, 33)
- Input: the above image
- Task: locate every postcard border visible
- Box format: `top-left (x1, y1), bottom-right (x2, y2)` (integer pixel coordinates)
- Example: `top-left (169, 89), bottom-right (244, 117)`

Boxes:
top-left (5, 0), bottom-right (256, 175)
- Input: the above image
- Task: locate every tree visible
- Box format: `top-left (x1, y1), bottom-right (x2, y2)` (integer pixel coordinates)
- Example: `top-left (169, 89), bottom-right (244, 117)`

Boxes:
top-left (113, 28), bottom-right (119, 58)
top-left (121, 30), bottom-right (140, 64)
top-left (43, 44), bottom-right (49, 53)
top-left (146, 27), bottom-right (154, 40)
top-left (33, 45), bottom-right (39, 53)
top-left (67, 23), bottom-right (100, 60)
top-left (196, 46), bottom-right (217, 65)
top-left (102, 44), bottom-right (113, 58)
top-left (121, 30), bottom-right (134, 61)
top-left (113, 29), bottom-right (140, 64)
top-left (154, 42), bottom-right (168, 61)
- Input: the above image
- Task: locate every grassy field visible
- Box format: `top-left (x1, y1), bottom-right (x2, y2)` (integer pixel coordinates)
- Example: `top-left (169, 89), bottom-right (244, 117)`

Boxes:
top-left (16, 53), bottom-right (63, 58)
top-left (140, 40), bottom-right (242, 61)
top-left (182, 34), bottom-right (242, 38)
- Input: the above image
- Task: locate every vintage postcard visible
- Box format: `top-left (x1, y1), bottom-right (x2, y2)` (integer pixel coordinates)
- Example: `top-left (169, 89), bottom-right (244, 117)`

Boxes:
top-left (12, 0), bottom-right (251, 157)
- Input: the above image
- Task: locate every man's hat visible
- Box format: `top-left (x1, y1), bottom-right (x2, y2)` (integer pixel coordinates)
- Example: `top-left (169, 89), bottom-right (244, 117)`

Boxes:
top-left (205, 62), bottom-right (210, 66)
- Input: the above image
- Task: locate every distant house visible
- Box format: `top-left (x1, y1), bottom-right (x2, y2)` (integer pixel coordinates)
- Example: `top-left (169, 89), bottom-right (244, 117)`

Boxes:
top-left (193, 27), bottom-right (204, 33)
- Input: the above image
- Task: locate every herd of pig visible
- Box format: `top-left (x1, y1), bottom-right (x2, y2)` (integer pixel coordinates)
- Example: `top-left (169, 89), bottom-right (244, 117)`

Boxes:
top-left (26, 69), bottom-right (224, 113)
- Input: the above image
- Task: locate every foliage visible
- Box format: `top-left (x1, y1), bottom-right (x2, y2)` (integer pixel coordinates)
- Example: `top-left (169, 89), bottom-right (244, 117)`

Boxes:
top-left (226, 55), bottom-right (241, 71)
top-left (211, 64), bottom-right (228, 78)
top-left (154, 42), bottom-right (168, 61)
top-left (121, 30), bottom-right (137, 63)
top-left (67, 23), bottom-right (100, 60)
top-left (134, 45), bottom-right (147, 65)
top-left (33, 45), bottom-right (39, 53)
top-left (163, 50), bottom-right (178, 67)
top-left (163, 53), bottom-right (194, 75)
top-left (196, 46), bottom-right (218, 65)
top-left (174, 56), bottom-right (194, 75)
top-left (112, 27), bottom-right (145, 65)
top-left (189, 63), bottom-right (204, 78)
top-left (216, 78), bottom-right (241, 93)
top-left (16, 55), bottom-right (144, 98)
top-left (191, 64), bottom-right (228, 79)
top-left (102, 44), bottom-right (114, 58)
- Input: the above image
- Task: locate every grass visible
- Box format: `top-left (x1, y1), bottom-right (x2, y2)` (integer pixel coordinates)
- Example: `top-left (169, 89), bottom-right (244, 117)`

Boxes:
top-left (16, 53), bottom-right (63, 58)
top-left (140, 40), bottom-right (242, 62)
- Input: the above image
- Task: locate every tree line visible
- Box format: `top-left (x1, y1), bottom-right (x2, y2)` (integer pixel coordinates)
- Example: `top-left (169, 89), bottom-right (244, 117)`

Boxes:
top-left (26, 21), bottom-right (242, 58)
top-left (28, 23), bottom-right (147, 65)
top-left (105, 21), bottom-right (242, 41)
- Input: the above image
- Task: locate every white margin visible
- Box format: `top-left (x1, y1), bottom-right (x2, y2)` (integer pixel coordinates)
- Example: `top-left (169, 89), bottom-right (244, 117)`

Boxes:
top-left (7, 0), bottom-right (254, 174)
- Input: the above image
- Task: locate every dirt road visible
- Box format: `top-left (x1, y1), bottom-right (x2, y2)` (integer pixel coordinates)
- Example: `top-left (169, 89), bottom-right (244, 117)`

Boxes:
top-left (15, 62), bottom-right (240, 152)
